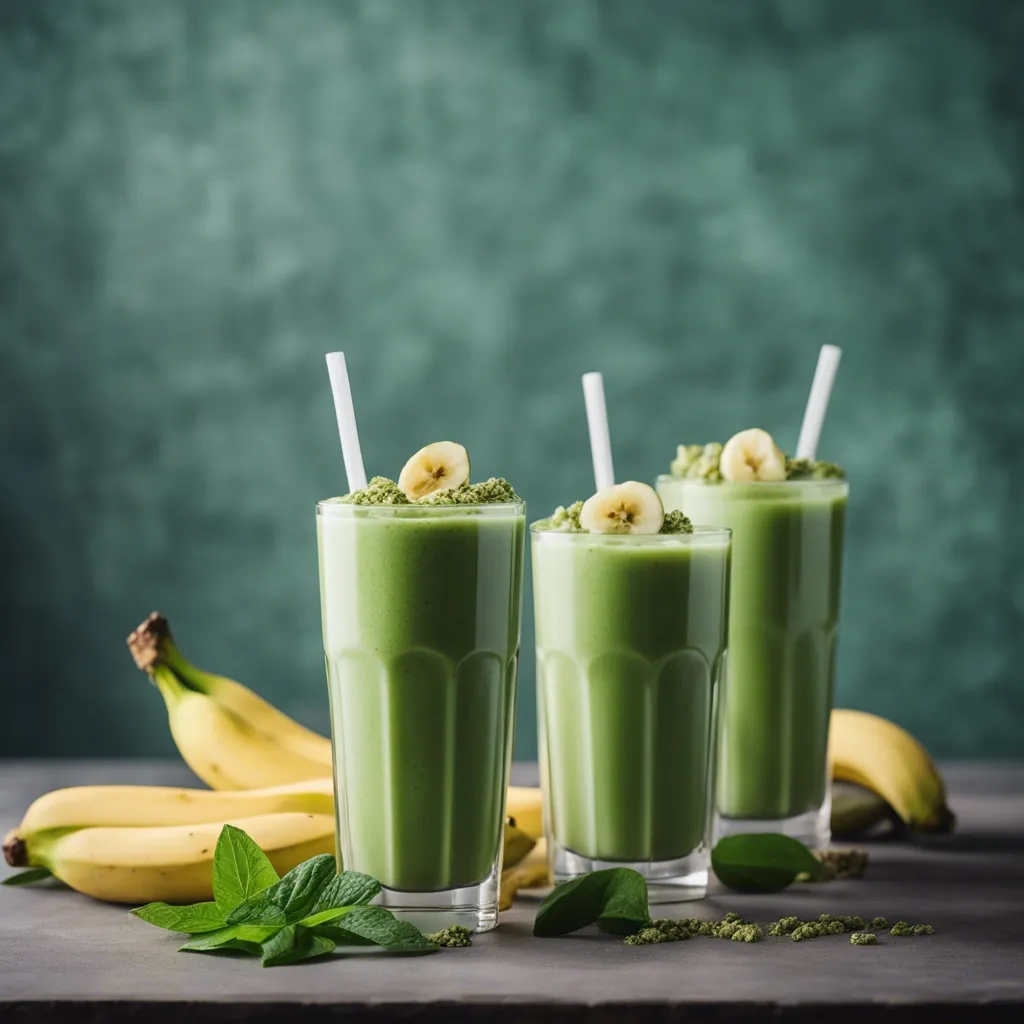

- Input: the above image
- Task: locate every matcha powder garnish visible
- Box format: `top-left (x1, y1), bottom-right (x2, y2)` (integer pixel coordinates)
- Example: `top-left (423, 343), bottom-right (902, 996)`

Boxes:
top-left (335, 476), bottom-right (519, 506)
top-left (536, 503), bottom-right (693, 535)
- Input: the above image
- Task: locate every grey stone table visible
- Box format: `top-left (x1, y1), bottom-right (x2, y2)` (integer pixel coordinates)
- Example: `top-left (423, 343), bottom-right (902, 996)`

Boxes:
top-left (1, 760), bottom-right (1022, 1023)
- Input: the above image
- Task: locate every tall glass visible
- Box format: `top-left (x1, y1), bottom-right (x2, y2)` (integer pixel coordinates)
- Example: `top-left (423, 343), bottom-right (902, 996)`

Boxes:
top-left (532, 526), bottom-right (731, 901)
top-left (317, 500), bottom-right (525, 932)
top-left (657, 478), bottom-right (848, 848)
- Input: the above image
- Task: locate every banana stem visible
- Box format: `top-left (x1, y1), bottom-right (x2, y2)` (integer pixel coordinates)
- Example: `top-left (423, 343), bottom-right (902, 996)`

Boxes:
top-left (3, 833), bottom-right (27, 867)
top-left (151, 665), bottom-right (189, 709)
top-left (127, 613), bottom-right (209, 695)
top-left (3, 827), bottom-right (76, 869)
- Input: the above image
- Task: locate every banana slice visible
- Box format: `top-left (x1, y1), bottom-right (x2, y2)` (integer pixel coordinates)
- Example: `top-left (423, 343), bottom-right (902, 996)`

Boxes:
top-left (579, 481), bottom-right (664, 535)
top-left (398, 442), bottom-right (471, 500)
top-left (719, 428), bottom-right (787, 482)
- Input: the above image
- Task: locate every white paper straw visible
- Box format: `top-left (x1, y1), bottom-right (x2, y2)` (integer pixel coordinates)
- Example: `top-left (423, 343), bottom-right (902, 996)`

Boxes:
top-left (795, 345), bottom-right (842, 461)
top-left (582, 371), bottom-right (615, 491)
top-left (325, 352), bottom-right (368, 493)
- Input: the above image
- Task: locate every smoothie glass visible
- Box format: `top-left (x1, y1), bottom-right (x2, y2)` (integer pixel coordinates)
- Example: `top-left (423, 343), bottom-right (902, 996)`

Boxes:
top-left (532, 526), bottom-right (731, 900)
top-left (657, 478), bottom-right (847, 848)
top-left (317, 499), bottom-right (526, 932)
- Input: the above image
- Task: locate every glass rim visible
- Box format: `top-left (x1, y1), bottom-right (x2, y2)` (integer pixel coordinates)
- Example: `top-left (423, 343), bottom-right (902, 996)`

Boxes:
top-left (317, 498), bottom-right (525, 517)
top-left (530, 523), bottom-right (731, 543)
top-left (656, 474), bottom-right (848, 493)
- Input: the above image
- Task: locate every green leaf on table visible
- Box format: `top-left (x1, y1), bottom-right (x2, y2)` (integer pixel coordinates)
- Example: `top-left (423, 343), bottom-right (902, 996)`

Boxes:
top-left (212, 824), bottom-right (280, 914)
top-left (260, 925), bottom-right (336, 967)
top-left (595, 870), bottom-right (651, 935)
top-left (711, 833), bottom-right (824, 893)
top-left (2, 867), bottom-right (52, 887)
top-left (312, 906), bottom-right (438, 952)
top-left (533, 868), bottom-right (650, 937)
top-left (227, 854), bottom-right (337, 926)
top-left (179, 924), bottom-right (280, 954)
top-left (132, 901), bottom-right (226, 934)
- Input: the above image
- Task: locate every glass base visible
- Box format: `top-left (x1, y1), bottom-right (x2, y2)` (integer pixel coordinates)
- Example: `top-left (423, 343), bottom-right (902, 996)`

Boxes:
top-left (714, 800), bottom-right (831, 850)
top-left (550, 838), bottom-right (708, 903)
top-left (375, 871), bottom-right (498, 933)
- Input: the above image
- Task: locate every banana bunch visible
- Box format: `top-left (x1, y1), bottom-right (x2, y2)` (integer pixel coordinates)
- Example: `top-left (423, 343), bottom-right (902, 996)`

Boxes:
top-left (830, 708), bottom-right (954, 835)
top-left (2, 780), bottom-right (337, 903)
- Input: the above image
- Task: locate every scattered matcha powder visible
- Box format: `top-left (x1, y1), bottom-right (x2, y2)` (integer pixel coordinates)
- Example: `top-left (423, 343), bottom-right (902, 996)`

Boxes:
top-left (731, 924), bottom-right (765, 943)
top-left (624, 912), bottom-right (932, 947)
top-left (872, 917), bottom-right (889, 930)
top-left (426, 925), bottom-right (473, 948)
top-left (670, 443), bottom-right (846, 482)
top-left (624, 927), bottom-right (672, 946)
top-left (890, 921), bottom-right (914, 937)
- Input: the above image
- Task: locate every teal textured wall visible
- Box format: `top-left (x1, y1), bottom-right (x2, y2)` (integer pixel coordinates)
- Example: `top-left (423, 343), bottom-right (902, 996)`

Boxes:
top-left (1, 0), bottom-right (1022, 761)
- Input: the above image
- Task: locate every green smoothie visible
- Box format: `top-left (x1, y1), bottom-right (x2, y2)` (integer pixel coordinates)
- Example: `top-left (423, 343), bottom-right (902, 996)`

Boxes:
top-left (658, 476), bottom-right (847, 826)
top-left (317, 498), bottom-right (524, 894)
top-left (532, 520), bottom-right (730, 866)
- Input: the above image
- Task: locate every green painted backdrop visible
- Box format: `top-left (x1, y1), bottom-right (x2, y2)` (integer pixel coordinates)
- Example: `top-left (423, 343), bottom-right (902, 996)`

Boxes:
top-left (1, 0), bottom-right (1022, 761)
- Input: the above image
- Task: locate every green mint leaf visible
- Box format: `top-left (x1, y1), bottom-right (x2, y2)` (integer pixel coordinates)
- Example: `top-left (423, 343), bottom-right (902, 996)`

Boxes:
top-left (534, 868), bottom-right (650, 937)
top-left (2, 867), bottom-right (51, 887)
top-left (312, 906), bottom-right (437, 952)
top-left (711, 833), bottom-right (824, 893)
top-left (212, 824), bottom-right (280, 914)
top-left (227, 854), bottom-right (337, 926)
top-left (260, 925), bottom-right (335, 967)
top-left (307, 871), bottom-right (381, 915)
top-left (299, 907), bottom-right (356, 929)
top-left (131, 901), bottom-right (226, 934)
top-left (178, 924), bottom-right (279, 954)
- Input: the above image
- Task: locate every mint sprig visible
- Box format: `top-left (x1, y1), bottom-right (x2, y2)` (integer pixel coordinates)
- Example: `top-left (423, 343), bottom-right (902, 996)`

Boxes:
top-left (131, 825), bottom-right (440, 966)
top-left (212, 824), bottom-right (280, 912)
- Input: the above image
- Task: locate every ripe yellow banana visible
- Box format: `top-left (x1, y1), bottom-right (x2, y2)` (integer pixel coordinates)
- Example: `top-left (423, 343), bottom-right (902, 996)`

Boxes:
top-left (4, 813), bottom-right (335, 904)
top-left (830, 709), bottom-right (954, 833)
top-left (151, 665), bottom-right (329, 790)
top-left (502, 819), bottom-right (535, 871)
top-left (10, 778), bottom-right (335, 837)
top-left (506, 786), bottom-right (543, 839)
top-left (128, 613), bottom-right (333, 787)
top-left (830, 782), bottom-right (892, 837)
top-left (499, 838), bottom-right (549, 911)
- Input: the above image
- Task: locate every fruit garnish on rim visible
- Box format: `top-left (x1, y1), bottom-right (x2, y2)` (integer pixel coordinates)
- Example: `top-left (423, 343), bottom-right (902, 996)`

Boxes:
top-left (398, 441), bottom-right (471, 500)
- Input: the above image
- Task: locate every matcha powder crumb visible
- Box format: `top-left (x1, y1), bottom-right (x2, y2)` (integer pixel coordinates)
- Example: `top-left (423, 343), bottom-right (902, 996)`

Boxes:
top-left (426, 925), bottom-right (473, 948)
top-left (851, 932), bottom-right (879, 946)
